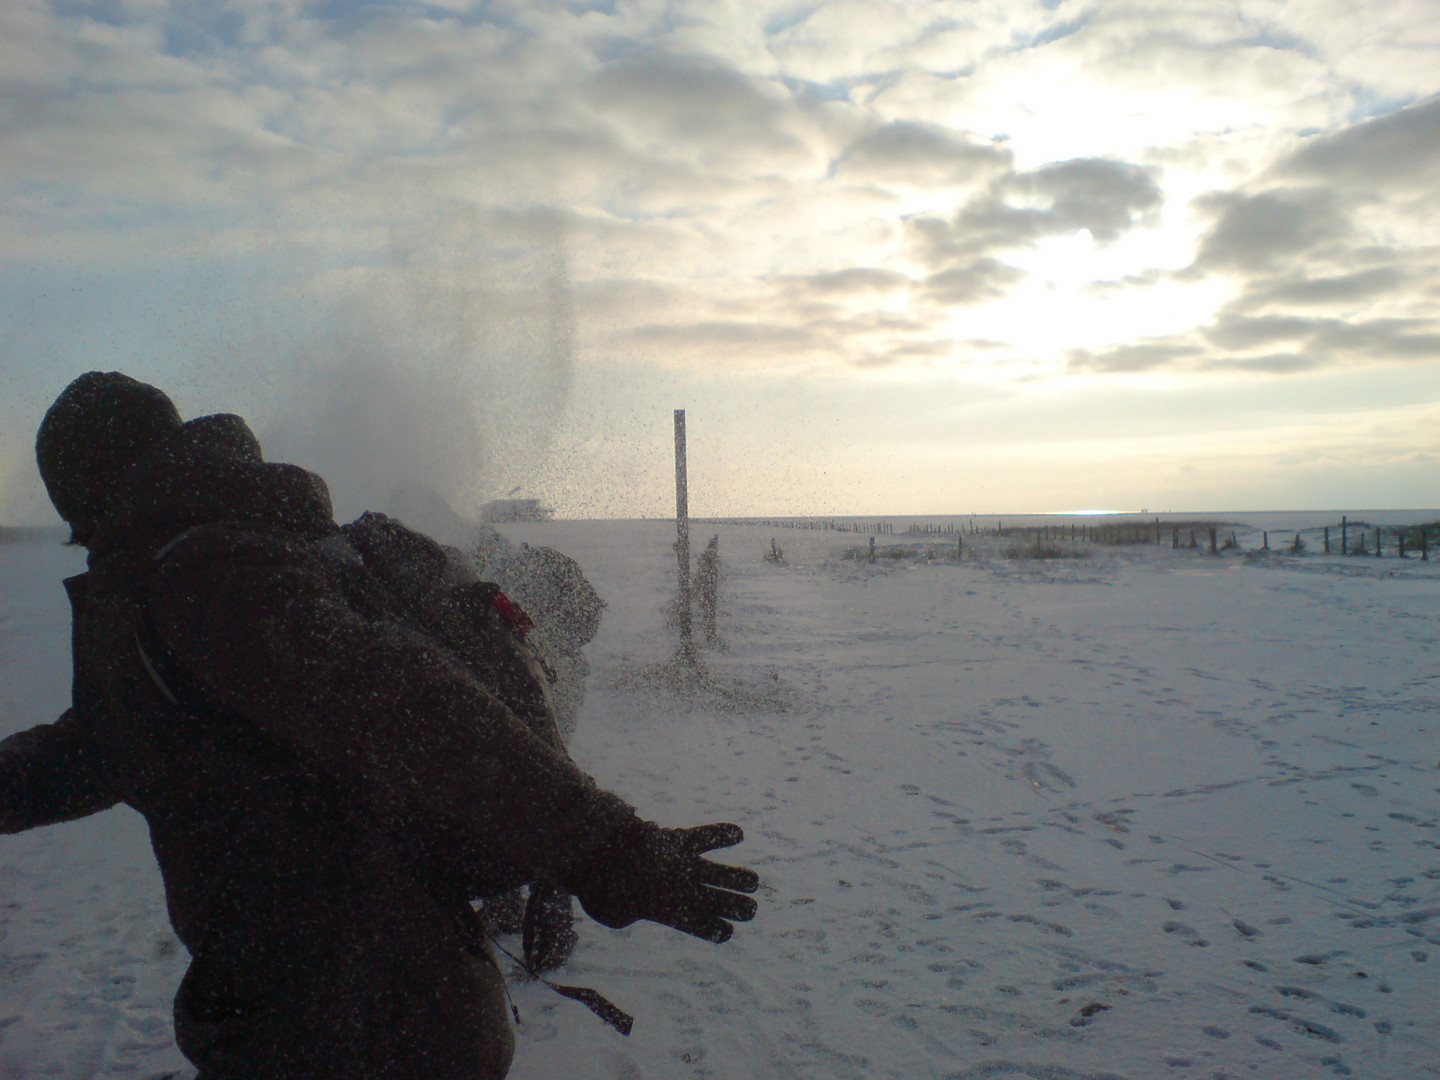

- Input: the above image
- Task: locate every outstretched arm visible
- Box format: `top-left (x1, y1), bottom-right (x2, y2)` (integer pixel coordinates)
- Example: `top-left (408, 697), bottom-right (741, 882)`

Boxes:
top-left (0, 709), bottom-right (120, 834)
top-left (149, 524), bottom-right (757, 938)
top-left (147, 525), bottom-right (637, 883)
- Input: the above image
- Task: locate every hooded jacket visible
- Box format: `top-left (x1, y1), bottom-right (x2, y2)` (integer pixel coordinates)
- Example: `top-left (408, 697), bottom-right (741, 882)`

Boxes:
top-left (0, 414), bottom-right (638, 1077)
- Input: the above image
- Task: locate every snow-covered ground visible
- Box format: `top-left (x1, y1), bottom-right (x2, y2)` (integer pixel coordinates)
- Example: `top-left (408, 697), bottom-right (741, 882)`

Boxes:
top-left (2, 520), bottom-right (1439, 1079)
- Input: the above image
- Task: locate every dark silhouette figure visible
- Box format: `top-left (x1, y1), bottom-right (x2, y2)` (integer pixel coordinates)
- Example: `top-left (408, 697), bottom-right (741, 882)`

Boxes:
top-left (0, 372), bottom-right (758, 1080)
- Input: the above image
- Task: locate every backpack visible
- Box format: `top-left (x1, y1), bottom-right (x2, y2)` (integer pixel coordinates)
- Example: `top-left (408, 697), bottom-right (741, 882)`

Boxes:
top-left (484, 542), bottom-right (606, 653)
top-left (331, 512), bottom-right (565, 752)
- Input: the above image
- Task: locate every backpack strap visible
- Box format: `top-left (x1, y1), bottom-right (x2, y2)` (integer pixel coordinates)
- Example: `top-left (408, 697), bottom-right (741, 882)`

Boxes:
top-left (133, 524), bottom-right (222, 709)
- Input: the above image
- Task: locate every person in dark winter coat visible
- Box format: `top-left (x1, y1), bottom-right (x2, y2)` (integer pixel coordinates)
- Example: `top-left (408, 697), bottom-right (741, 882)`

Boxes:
top-left (0, 372), bottom-right (758, 1080)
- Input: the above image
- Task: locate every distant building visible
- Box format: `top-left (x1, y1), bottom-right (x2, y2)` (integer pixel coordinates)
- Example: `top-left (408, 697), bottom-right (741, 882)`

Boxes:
top-left (480, 498), bottom-right (555, 523)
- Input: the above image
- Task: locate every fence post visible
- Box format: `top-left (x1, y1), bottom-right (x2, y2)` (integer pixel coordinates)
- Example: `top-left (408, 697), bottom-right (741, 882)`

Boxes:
top-left (869, 535), bottom-right (876, 564)
top-left (1341, 516), bottom-right (1348, 555)
top-left (1209, 526), bottom-right (1218, 555)
top-left (697, 535), bottom-right (720, 644)
top-left (1324, 526), bottom-right (1330, 554)
top-left (673, 409), bottom-right (695, 662)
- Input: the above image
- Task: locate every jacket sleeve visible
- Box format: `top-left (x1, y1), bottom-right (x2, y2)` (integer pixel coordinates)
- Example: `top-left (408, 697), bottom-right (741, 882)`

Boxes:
top-left (0, 709), bottom-right (120, 834)
top-left (146, 527), bottom-right (639, 884)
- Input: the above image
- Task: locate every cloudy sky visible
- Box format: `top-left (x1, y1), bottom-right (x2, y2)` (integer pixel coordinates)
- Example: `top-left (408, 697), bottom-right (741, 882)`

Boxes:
top-left (3, 0), bottom-right (1439, 521)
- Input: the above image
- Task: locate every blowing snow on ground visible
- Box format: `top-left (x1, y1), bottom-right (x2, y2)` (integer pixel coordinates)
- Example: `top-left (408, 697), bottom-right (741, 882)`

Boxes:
top-left (2, 521), bottom-right (1438, 1079)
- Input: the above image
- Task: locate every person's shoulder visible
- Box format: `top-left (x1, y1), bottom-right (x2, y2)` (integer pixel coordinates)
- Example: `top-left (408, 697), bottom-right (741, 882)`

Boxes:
top-left (153, 522), bottom-right (333, 583)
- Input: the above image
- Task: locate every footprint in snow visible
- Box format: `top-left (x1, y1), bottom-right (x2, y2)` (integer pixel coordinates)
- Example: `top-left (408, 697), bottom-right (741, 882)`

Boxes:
top-left (1162, 921), bottom-right (1209, 947)
top-left (1022, 761), bottom-right (1076, 792)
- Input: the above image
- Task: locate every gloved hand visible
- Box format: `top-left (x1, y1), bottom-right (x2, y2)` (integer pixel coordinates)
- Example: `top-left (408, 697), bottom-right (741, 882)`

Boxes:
top-left (566, 821), bottom-right (760, 943)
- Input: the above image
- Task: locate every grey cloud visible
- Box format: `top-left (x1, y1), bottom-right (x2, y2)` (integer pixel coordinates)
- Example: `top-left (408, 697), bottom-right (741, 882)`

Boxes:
top-left (1189, 187), bottom-right (1351, 273)
top-left (1075, 312), bottom-right (1440, 378)
top-left (586, 52), bottom-right (812, 166)
top-left (1000, 159), bottom-right (1162, 243)
top-left (1312, 318), bottom-right (1440, 360)
top-left (623, 319), bottom-right (821, 357)
top-left (1281, 93), bottom-right (1440, 191)
top-left (1240, 267), bottom-right (1403, 308)
top-left (785, 268), bottom-right (910, 296)
top-left (802, 311), bottom-right (929, 340)
top-left (834, 121), bottom-right (1011, 187)
top-left (908, 216), bottom-right (969, 270)
top-left (911, 158), bottom-right (1162, 267)
top-left (1199, 354), bottom-right (1318, 375)
top-left (923, 259), bottom-right (1026, 305)
top-left (1066, 342), bottom-right (1204, 373)
top-left (854, 338), bottom-right (970, 368)
top-left (1388, 334), bottom-right (1440, 359)
top-left (1207, 313), bottom-right (1440, 361)
top-left (1205, 315), bottom-right (1317, 350)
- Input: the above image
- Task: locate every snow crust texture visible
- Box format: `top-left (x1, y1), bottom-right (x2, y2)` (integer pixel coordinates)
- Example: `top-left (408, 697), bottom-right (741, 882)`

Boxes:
top-left (3, 523), bottom-right (1439, 1079)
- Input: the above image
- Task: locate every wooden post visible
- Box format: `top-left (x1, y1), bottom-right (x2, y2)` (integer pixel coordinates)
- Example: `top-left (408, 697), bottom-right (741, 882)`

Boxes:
top-left (869, 535), bottom-right (876, 564)
top-left (1324, 526), bottom-right (1330, 554)
top-left (673, 409), bottom-right (695, 661)
top-left (1341, 516), bottom-right (1348, 555)
top-left (1209, 526), bottom-right (1218, 555)
top-left (1423, 528), bottom-right (1429, 562)
top-left (1375, 528), bottom-right (1382, 558)
top-left (1262, 530), bottom-right (1269, 551)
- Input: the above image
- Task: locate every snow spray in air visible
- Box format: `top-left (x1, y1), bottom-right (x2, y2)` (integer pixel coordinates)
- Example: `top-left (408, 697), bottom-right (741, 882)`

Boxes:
top-left (262, 208), bottom-right (576, 530)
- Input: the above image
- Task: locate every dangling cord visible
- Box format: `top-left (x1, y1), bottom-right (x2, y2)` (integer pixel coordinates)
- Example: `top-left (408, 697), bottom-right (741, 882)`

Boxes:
top-left (477, 940), bottom-right (523, 1027)
top-left (485, 934), bottom-right (635, 1036)
top-left (463, 905), bottom-right (634, 1036)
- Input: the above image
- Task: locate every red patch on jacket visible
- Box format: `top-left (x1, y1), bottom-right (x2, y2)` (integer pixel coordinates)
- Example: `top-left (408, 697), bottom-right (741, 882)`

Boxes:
top-left (490, 589), bottom-right (535, 637)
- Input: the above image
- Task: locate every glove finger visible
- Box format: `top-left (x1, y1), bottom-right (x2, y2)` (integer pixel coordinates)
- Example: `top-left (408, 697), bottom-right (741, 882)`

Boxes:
top-left (703, 887), bottom-right (758, 924)
top-left (660, 907), bottom-right (735, 944)
top-left (699, 859), bottom-right (760, 894)
top-left (680, 822), bottom-right (744, 856)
